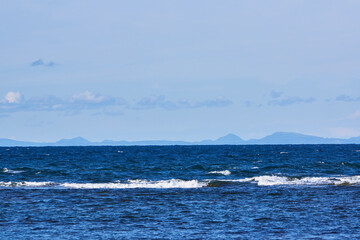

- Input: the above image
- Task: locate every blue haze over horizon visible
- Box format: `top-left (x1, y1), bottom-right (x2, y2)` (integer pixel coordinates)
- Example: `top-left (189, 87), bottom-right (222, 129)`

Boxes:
top-left (1, 1), bottom-right (360, 142)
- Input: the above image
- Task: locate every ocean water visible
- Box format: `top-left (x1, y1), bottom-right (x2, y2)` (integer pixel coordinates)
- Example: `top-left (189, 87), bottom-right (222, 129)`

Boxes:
top-left (1, 145), bottom-right (360, 239)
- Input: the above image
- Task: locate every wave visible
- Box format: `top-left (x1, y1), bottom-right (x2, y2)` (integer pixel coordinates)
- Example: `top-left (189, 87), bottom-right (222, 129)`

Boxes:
top-left (208, 175), bottom-right (360, 186)
top-left (1, 168), bottom-right (25, 174)
top-left (1, 175), bottom-right (360, 189)
top-left (230, 175), bottom-right (360, 186)
top-left (0, 181), bottom-right (55, 187)
top-left (61, 179), bottom-right (207, 189)
top-left (260, 175), bottom-right (360, 186)
top-left (0, 179), bottom-right (207, 189)
top-left (207, 170), bottom-right (231, 176)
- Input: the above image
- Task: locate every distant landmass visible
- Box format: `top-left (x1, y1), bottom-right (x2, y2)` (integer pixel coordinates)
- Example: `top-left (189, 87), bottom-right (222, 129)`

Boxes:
top-left (1, 132), bottom-right (360, 146)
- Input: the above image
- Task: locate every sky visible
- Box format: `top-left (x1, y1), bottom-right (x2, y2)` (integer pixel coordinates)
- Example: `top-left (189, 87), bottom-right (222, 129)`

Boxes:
top-left (1, 0), bottom-right (360, 142)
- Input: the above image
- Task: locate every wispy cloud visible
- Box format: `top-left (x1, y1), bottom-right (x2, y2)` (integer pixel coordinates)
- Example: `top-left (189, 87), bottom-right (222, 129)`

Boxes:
top-left (135, 96), bottom-right (176, 110)
top-left (246, 91), bottom-right (315, 108)
top-left (269, 91), bottom-right (283, 99)
top-left (268, 96), bottom-right (315, 106)
top-left (71, 91), bottom-right (106, 103)
top-left (92, 109), bottom-right (124, 117)
top-left (335, 94), bottom-right (360, 102)
top-left (245, 101), bottom-right (262, 108)
top-left (0, 92), bottom-right (232, 115)
top-left (69, 91), bottom-right (126, 111)
top-left (31, 59), bottom-right (55, 67)
top-left (134, 95), bottom-right (232, 110)
top-left (0, 91), bottom-right (127, 114)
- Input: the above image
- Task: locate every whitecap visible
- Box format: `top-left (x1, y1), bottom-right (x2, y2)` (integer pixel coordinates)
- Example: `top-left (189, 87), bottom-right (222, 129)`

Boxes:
top-left (2, 175), bottom-right (360, 189)
top-left (1, 168), bottom-right (24, 174)
top-left (216, 175), bottom-right (360, 186)
top-left (252, 175), bottom-right (360, 186)
top-left (0, 181), bottom-right (55, 187)
top-left (61, 179), bottom-right (208, 189)
top-left (223, 177), bottom-right (254, 183)
top-left (0, 179), bottom-right (207, 189)
top-left (207, 170), bottom-right (231, 176)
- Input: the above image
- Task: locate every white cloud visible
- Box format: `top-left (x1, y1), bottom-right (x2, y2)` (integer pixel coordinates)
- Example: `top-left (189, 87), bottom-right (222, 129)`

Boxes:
top-left (4, 91), bottom-right (22, 103)
top-left (71, 91), bottom-right (105, 103)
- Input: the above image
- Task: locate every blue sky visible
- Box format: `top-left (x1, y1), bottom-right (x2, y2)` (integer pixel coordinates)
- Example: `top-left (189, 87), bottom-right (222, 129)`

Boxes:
top-left (1, 0), bottom-right (360, 142)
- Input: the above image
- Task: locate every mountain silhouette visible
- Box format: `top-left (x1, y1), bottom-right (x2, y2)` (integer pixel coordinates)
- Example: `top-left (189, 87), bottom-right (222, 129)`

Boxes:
top-left (1, 132), bottom-right (359, 146)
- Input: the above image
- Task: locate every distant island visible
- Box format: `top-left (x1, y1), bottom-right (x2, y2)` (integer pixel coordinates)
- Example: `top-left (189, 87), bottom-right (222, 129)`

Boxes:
top-left (0, 132), bottom-right (360, 146)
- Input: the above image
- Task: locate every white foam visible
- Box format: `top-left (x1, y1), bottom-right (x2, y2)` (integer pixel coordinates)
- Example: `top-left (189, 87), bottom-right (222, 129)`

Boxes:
top-left (215, 175), bottom-right (360, 186)
top-left (1, 168), bottom-right (24, 174)
top-left (0, 179), bottom-right (207, 189)
top-left (2, 176), bottom-right (360, 189)
top-left (207, 170), bottom-right (231, 176)
top-left (61, 179), bottom-right (207, 189)
top-left (0, 181), bottom-right (54, 187)
top-left (251, 175), bottom-right (360, 186)
top-left (224, 177), bottom-right (255, 183)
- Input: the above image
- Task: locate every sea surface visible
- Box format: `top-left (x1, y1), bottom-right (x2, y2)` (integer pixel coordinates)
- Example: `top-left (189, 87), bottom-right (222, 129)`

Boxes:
top-left (1, 145), bottom-right (360, 239)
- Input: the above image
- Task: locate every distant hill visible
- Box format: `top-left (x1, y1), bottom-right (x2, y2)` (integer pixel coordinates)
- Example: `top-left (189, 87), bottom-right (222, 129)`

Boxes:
top-left (0, 138), bottom-right (38, 147)
top-left (247, 132), bottom-right (344, 144)
top-left (0, 132), bottom-right (360, 146)
top-left (214, 134), bottom-right (245, 144)
top-left (198, 134), bottom-right (245, 145)
top-left (347, 136), bottom-right (360, 144)
top-left (56, 137), bottom-right (92, 146)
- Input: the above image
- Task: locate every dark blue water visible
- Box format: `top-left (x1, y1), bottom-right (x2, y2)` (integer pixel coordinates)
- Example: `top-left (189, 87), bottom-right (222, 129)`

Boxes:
top-left (1, 145), bottom-right (360, 239)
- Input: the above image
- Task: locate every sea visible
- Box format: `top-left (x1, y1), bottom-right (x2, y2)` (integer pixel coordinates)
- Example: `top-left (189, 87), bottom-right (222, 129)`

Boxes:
top-left (1, 145), bottom-right (360, 239)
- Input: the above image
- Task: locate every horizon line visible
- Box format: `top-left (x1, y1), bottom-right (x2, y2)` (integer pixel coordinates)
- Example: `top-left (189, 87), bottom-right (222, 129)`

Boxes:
top-left (1, 131), bottom-right (360, 146)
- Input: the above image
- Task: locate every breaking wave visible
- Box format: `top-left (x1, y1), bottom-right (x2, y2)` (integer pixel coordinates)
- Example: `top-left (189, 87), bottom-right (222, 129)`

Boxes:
top-left (1, 168), bottom-right (25, 174)
top-left (0, 179), bottom-right (207, 189)
top-left (0, 181), bottom-right (55, 187)
top-left (1, 175), bottom-right (360, 189)
top-left (251, 175), bottom-right (360, 186)
top-left (61, 179), bottom-right (207, 189)
top-left (226, 175), bottom-right (360, 186)
top-left (207, 170), bottom-right (231, 176)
